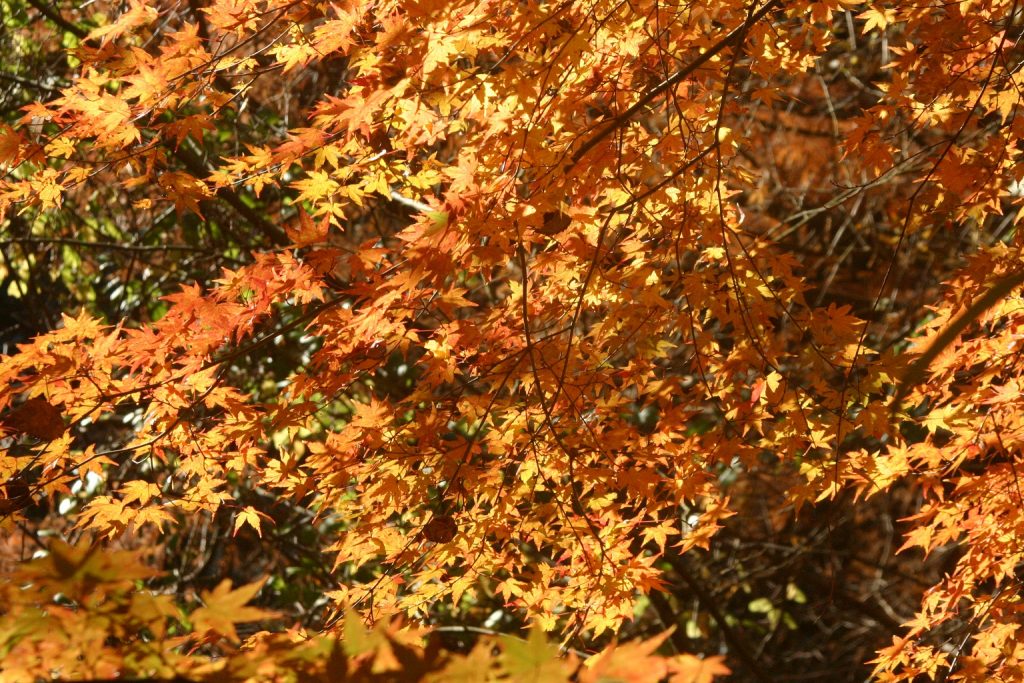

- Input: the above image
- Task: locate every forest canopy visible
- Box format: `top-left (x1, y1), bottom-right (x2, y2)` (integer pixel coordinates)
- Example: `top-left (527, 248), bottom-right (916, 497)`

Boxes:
top-left (2, 0), bottom-right (1024, 680)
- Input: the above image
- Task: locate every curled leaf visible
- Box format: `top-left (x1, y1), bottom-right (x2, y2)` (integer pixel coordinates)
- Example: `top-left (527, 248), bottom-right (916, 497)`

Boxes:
top-left (423, 515), bottom-right (457, 543)
top-left (2, 396), bottom-right (65, 441)
top-left (0, 479), bottom-right (31, 515)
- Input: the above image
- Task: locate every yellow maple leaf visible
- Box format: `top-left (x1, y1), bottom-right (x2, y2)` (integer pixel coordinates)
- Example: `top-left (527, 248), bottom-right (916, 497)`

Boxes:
top-left (858, 7), bottom-right (897, 33)
top-left (233, 505), bottom-right (268, 537)
top-left (191, 579), bottom-right (277, 642)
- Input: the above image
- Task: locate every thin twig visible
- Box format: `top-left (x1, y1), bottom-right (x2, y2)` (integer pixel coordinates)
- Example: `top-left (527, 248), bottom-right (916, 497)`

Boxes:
top-left (568, 0), bottom-right (782, 167)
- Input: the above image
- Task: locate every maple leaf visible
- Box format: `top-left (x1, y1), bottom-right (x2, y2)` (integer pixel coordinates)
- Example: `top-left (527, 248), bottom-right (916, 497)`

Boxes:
top-left (164, 115), bottom-right (215, 149)
top-left (0, 124), bottom-right (24, 167)
top-left (233, 505), bottom-right (271, 537)
top-left (422, 515), bottom-right (457, 543)
top-left (858, 7), bottom-right (898, 34)
top-left (431, 642), bottom-right (498, 681)
top-left (500, 627), bottom-right (569, 682)
top-left (159, 171), bottom-right (211, 216)
top-left (87, 0), bottom-right (158, 45)
top-left (670, 655), bottom-right (731, 683)
top-left (120, 480), bottom-right (161, 507)
top-left (2, 396), bottom-right (65, 441)
top-left (33, 169), bottom-right (64, 211)
top-left (0, 480), bottom-right (32, 515)
top-left (191, 580), bottom-right (277, 642)
top-left (286, 208), bottom-right (329, 247)
top-left (640, 520), bottom-right (677, 553)
top-left (292, 170), bottom-right (340, 205)
top-left (580, 630), bottom-right (673, 683)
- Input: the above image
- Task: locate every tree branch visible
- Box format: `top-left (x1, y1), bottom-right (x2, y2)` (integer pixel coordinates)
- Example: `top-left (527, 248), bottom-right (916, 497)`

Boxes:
top-left (23, 0), bottom-right (86, 39)
top-left (568, 0), bottom-right (782, 167)
top-left (664, 553), bottom-right (773, 683)
top-left (172, 144), bottom-right (288, 246)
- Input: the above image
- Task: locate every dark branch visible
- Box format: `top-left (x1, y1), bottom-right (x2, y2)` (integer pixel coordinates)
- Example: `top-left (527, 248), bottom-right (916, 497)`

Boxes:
top-left (568, 0), bottom-right (782, 167)
top-left (23, 0), bottom-right (86, 39)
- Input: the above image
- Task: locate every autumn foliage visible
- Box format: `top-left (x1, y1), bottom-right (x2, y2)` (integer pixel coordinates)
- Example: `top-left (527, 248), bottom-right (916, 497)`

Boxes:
top-left (2, 0), bottom-right (1024, 679)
